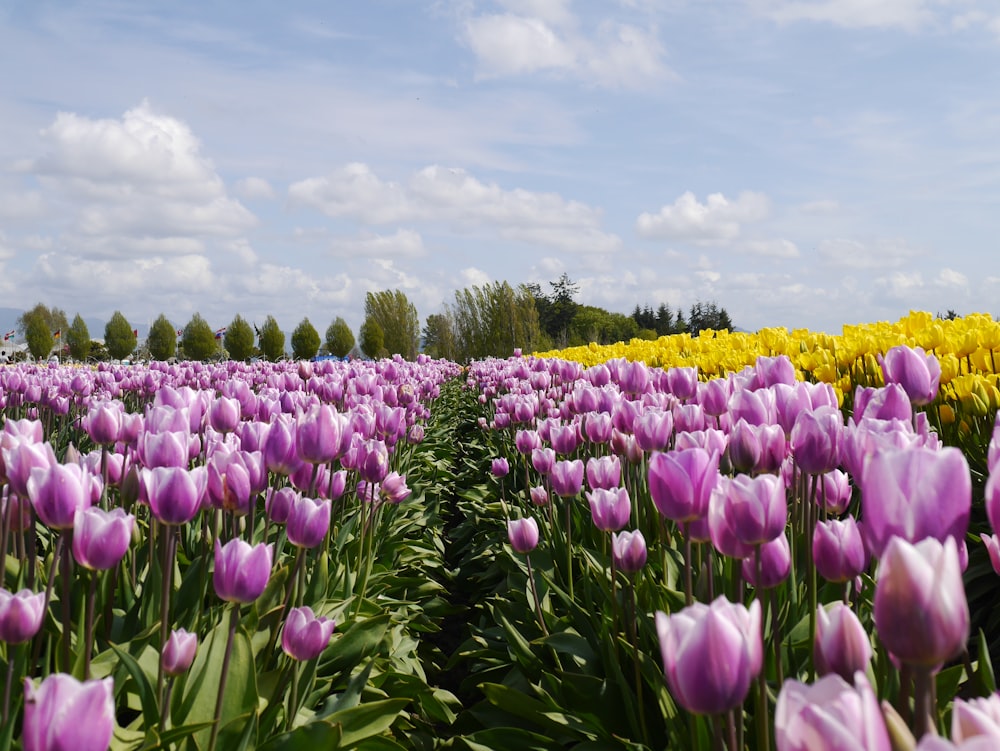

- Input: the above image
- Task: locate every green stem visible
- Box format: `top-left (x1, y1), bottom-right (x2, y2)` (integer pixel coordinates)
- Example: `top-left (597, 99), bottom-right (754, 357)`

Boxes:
top-left (525, 554), bottom-right (548, 636)
top-left (208, 605), bottom-right (241, 751)
top-left (157, 524), bottom-right (177, 704)
top-left (287, 659), bottom-right (300, 731)
top-left (83, 571), bottom-right (97, 680)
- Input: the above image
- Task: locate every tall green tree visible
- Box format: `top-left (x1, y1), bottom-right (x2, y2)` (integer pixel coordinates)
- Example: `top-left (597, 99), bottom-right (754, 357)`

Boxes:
top-left (364, 289), bottom-right (419, 360)
top-left (291, 318), bottom-right (320, 360)
top-left (18, 303), bottom-right (68, 360)
top-left (359, 318), bottom-right (384, 359)
top-left (105, 311), bottom-right (136, 361)
top-left (422, 313), bottom-right (457, 360)
top-left (225, 315), bottom-right (255, 362)
top-left (258, 315), bottom-right (285, 362)
top-left (66, 314), bottom-right (91, 361)
top-left (447, 281), bottom-right (542, 360)
top-left (325, 317), bottom-right (355, 358)
top-left (181, 313), bottom-right (218, 361)
top-left (147, 314), bottom-right (177, 361)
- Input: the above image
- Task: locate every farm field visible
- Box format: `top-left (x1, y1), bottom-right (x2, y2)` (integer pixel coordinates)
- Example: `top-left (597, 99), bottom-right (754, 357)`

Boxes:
top-left (3, 310), bottom-right (1000, 750)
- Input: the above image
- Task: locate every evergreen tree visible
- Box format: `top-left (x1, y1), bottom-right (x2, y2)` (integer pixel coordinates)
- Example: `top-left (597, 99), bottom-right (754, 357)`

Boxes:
top-left (225, 315), bottom-right (255, 362)
top-left (24, 313), bottom-right (53, 361)
top-left (66, 314), bottom-right (91, 361)
top-left (655, 304), bottom-right (673, 336)
top-left (291, 318), bottom-right (321, 360)
top-left (181, 313), bottom-right (218, 361)
top-left (258, 315), bottom-right (285, 361)
top-left (105, 311), bottom-right (136, 361)
top-left (325, 317), bottom-right (355, 358)
top-left (423, 313), bottom-right (457, 360)
top-left (147, 314), bottom-right (177, 361)
top-left (359, 318), bottom-right (384, 359)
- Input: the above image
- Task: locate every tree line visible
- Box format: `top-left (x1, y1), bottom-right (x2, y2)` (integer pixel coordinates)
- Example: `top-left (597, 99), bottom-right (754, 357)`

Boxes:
top-left (11, 281), bottom-right (733, 363)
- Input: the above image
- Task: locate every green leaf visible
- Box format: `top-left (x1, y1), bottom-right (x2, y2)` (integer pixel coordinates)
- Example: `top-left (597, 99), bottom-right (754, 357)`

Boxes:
top-left (326, 698), bottom-right (410, 748)
top-left (978, 628), bottom-right (996, 694)
top-left (111, 645), bottom-right (160, 727)
top-left (316, 661), bottom-right (375, 719)
top-left (319, 613), bottom-right (390, 676)
top-left (256, 720), bottom-right (343, 751)
top-left (173, 612), bottom-right (258, 750)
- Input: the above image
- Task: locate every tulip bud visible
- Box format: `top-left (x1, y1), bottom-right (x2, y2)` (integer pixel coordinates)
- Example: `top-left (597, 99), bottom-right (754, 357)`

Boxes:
top-left (814, 602), bottom-right (873, 682)
top-left (281, 606), bottom-right (336, 662)
top-left (162, 628), bottom-right (198, 676)
top-left (508, 517), bottom-right (539, 554)
top-left (23, 674), bottom-right (116, 751)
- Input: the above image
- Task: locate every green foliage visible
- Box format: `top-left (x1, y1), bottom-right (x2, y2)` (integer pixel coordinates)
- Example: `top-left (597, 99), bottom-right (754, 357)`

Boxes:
top-left (447, 281), bottom-right (542, 360)
top-left (291, 317), bottom-right (321, 360)
top-left (18, 302), bottom-right (68, 361)
top-left (181, 313), bottom-right (218, 361)
top-left (569, 306), bottom-right (638, 347)
top-left (104, 310), bottom-right (136, 361)
top-left (147, 314), bottom-right (177, 361)
top-left (65, 314), bottom-right (91, 361)
top-left (324, 317), bottom-right (355, 358)
top-left (258, 315), bottom-right (285, 361)
top-left (364, 290), bottom-right (419, 360)
top-left (359, 317), bottom-right (384, 359)
top-left (422, 313), bottom-right (457, 360)
top-left (225, 315), bottom-right (256, 362)
top-left (88, 340), bottom-right (109, 362)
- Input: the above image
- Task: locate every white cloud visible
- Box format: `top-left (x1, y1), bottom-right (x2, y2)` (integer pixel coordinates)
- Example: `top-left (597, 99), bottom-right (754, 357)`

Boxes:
top-left (28, 101), bottom-right (256, 250)
top-left (0, 189), bottom-right (46, 220)
top-left (743, 238), bottom-right (800, 258)
top-left (460, 3), bottom-right (671, 88)
top-left (876, 271), bottom-right (924, 300)
top-left (818, 237), bottom-right (923, 270)
top-left (33, 252), bottom-right (216, 296)
top-left (332, 229), bottom-right (426, 258)
top-left (936, 268), bottom-right (969, 288)
top-left (463, 14), bottom-right (577, 76)
top-left (636, 191), bottom-right (770, 244)
top-left (289, 162), bottom-right (620, 253)
top-left (234, 177), bottom-right (276, 200)
top-left (799, 199), bottom-right (840, 214)
top-left (748, 0), bottom-right (939, 31)
top-left (458, 267), bottom-right (494, 288)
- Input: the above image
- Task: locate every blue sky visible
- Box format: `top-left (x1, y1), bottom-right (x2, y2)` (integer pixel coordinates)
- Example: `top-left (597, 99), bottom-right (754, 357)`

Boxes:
top-left (1, 0), bottom-right (999, 338)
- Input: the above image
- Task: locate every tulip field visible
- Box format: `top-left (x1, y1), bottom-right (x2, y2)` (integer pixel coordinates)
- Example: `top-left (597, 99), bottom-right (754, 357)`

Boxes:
top-left (4, 310), bottom-right (1000, 750)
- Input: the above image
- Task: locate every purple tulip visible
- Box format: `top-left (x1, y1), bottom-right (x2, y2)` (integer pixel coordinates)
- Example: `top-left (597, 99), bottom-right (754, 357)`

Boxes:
top-left (698, 378), bottom-right (730, 416)
top-left (853, 383), bottom-right (913, 423)
top-left (790, 406), bottom-right (842, 475)
top-left (515, 429), bottom-right (542, 455)
top-left (213, 538), bottom-right (273, 604)
top-left (812, 517), bottom-right (868, 583)
top-left (728, 387), bottom-right (776, 427)
top-left (508, 517), bottom-right (539, 554)
top-left (655, 596), bottom-right (762, 715)
top-left (286, 495), bottom-right (331, 548)
top-left (673, 403), bottom-right (706, 434)
top-left (583, 412), bottom-right (613, 444)
top-left (814, 602), bottom-right (872, 682)
top-left (208, 396), bottom-right (241, 434)
top-left (861, 446), bottom-right (970, 559)
top-left (380, 472), bottom-right (410, 504)
top-left (648, 447), bottom-right (719, 525)
top-left (586, 455), bottom-right (621, 491)
top-left (633, 409), bottom-right (673, 453)
top-left (549, 459), bottom-right (584, 497)
top-left (952, 694), bottom-right (1000, 744)
top-left (491, 458), bottom-right (510, 478)
top-left (265, 486), bottom-right (297, 524)
top-left (143, 466), bottom-right (207, 526)
top-left (358, 439), bottom-right (390, 484)
top-left (549, 423), bottom-right (580, 455)
top-left (874, 535), bottom-right (968, 668)
top-left (713, 473), bottom-right (786, 548)
top-left (666, 366), bottom-right (699, 401)
top-left (586, 487), bottom-right (631, 531)
top-left (741, 533), bottom-right (791, 589)
top-left (162, 628), bottom-right (198, 676)
top-left (262, 415), bottom-right (298, 475)
top-left (754, 355), bottom-right (797, 388)
top-left (139, 430), bottom-right (189, 469)
top-left (28, 463), bottom-right (98, 530)
top-left (727, 418), bottom-right (762, 473)
top-left (281, 606), bottom-right (337, 661)
top-left (296, 404), bottom-right (345, 464)
top-left (0, 588), bottom-right (46, 644)
top-left (23, 674), bottom-right (116, 751)
top-left (879, 345), bottom-right (941, 406)
top-left (72, 507), bottom-right (135, 570)
top-left (775, 672), bottom-right (890, 751)
top-left (206, 452), bottom-right (252, 514)
top-left (817, 469), bottom-right (852, 514)
top-left (84, 401), bottom-right (123, 445)
top-left (529, 486), bottom-right (549, 507)
top-left (3, 440), bottom-right (57, 498)
top-left (982, 534), bottom-right (1000, 575)
top-left (612, 529), bottom-right (647, 573)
